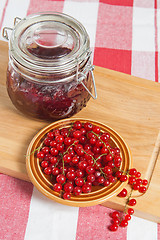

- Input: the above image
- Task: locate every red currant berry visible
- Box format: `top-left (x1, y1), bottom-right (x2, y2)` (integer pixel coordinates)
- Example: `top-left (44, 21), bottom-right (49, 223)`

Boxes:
top-left (94, 161), bottom-right (102, 170)
top-left (97, 176), bottom-right (105, 184)
top-left (71, 138), bottom-right (79, 145)
top-left (47, 131), bottom-right (54, 139)
top-left (76, 147), bottom-right (84, 156)
top-left (128, 199), bottom-right (137, 206)
top-left (101, 147), bottom-right (109, 155)
top-left (52, 167), bottom-right (60, 176)
top-left (107, 161), bottom-right (115, 168)
top-left (129, 168), bottom-right (137, 176)
top-left (93, 146), bottom-right (100, 154)
top-left (80, 128), bottom-right (86, 135)
top-left (50, 156), bottom-right (58, 165)
top-left (139, 186), bottom-right (147, 193)
top-left (42, 147), bottom-right (50, 154)
top-left (73, 130), bottom-right (82, 139)
top-left (63, 154), bottom-right (72, 163)
top-left (128, 208), bottom-right (134, 215)
top-left (104, 179), bottom-right (110, 186)
top-left (105, 154), bottom-right (113, 162)
top-left (75, 169), bottom-right (84, 178)
top-left (53, 183), bottom-right (62, 192)
top-left (112, 211), bottom-right (120, 218)
top-left (64, 137), bottom-right (72, 146)
top-left (73, 121), bottom-right (82, 129)
top-left (43, 167), bottom-right (52, 175)
top-left (73, 186), bottom-right (82, 196)
top-left (120, 175), bottom-right (128, 182)
top-left (44, 138), bottom-right (51, 146)
top-left (60, 128), bottom-right (68, 137)
top-left (103, 166), bottom-right (112, 175)
top-left (114, 155), bottom-right (122, 162)
top-left (114, 147), bottom-right (120, 155)
top-left (44, 153), bottom-right (51, 161)
top-left (125, 214), bottom-right (131, 221)
top-left (53, 129), bottom-right (60, 136)
top-left (87, 132), bottom-right (94, 139)
top-left (118, 188), bottom-right (127, 197)
top-left (92, 126), bottom-right (100, 134)
top-left (128, 176), bottom-right (136, 185)
top-left (100, 133), bottom-right (110, 142)
top-left (50, 140), bottom-right (57, 147)
top-left (63, 192), bottom-right (71, 200)
top-left (72, 156), bottom-right (79, 164)
top-left (82, 184), bottom-right (92, 193)
top-left (90, 137), bottom-right (96, 145)
top-left (50, 147), bottom-right (59, 156)
top-left (87, 174), bottom-right (95, 183)
top-left (115, 170), bottom-right (122, 178)
top-left (75, 177), bottom-right (84, 186)
top-left (66, 171), bottom-right (76, 181)
top-left (59, 166), bottom-right (68, 174)
top-left (84, 122), bottom-right (93, 131)
top-left (133, 183), bottom-right (140, 190)
top-left (86, 181), bottom-right (92, 187)
top-left (108, 176), bottom-right (116, 183)
top-left (136, 178), bottom-right (142, 185)
top-left (92, 180), bottom-right (99, 186)
top-left (56, 143), bottom-right (64, 151)
top-left (112, 217), bottom-right (120, 225)
top-left (56, 174), bottom-right (66, 184)
top-left (86, 166), bottom-right (95, 174)
top-left (109, 224), bottom-right (118, 232)
top-left (135, 171), bottom-right (141, 178)
top-left (78, 161), bottom-right (88, 170)
top-left (55, 135), bottom-right (64, 143)
top-left (95, 139), bottom-right (103, 147)
top-left (84, 144), bottom-right (92, 151)
top-left (41, 160), bottom-right (49, 168)
top-left (120, 220), bottom-right (128, 227)
top-left (63, 182), bottom-right (73, 192)
top-left (79, 135), bottom-right (87, 144)
top-left (142, 179), bottom-right (148, 186)
top-left (68, 167), bottom-right (75, 172)
top-left (49, 163), bottom-right (55, 168)
top-left (37, 151), bottom-right (45, 159)
top-left (94, 171), bottom-right (101, 178)
top-left (114, 160), bottom-right (121, 168)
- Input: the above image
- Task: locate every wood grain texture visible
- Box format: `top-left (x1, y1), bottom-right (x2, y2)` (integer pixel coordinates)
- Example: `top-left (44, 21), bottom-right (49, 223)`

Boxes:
top-left (0, 40), bottom-right (160, 222)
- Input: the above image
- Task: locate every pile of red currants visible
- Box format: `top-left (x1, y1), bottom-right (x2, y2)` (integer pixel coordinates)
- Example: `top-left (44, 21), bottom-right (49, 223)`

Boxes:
top-left (37, 120), bottom-right (123, 199)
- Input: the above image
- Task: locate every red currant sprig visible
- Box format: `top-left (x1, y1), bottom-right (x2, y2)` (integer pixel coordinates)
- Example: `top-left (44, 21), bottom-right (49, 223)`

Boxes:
top-left (109, 168), bottom-right (148, 231)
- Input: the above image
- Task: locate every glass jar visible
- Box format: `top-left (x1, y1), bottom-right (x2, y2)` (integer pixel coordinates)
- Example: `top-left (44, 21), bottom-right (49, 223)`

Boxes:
top-left (3, 12), bottom-right (97, 121)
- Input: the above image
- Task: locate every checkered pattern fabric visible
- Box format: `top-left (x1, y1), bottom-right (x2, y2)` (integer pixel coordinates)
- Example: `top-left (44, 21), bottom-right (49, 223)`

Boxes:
top-left (0, 1), bottom-right (160, 239)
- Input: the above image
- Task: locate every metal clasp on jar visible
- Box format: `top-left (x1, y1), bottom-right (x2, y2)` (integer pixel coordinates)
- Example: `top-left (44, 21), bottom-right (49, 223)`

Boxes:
top-left (76, 50), bottom-right (97, 100)
top-left (2, 17), bottom-right (21, 40)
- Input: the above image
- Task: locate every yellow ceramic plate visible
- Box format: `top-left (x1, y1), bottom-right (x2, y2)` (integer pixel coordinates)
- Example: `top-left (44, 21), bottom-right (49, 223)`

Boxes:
top-left (26, 118), bottom-right (132, 207)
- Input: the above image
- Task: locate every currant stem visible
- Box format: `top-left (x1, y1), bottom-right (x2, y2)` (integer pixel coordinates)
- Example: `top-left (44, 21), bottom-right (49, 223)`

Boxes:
top-left (63, 141), bottom-right (76, 156)
top-left (25, 145), bottom-right (42, 157)
top-left (81, 149), bottom-right (106, 178)
top-left (91, 131), bottom-right (114, 157)
top-left (66, 123), bottom-right (74, 137)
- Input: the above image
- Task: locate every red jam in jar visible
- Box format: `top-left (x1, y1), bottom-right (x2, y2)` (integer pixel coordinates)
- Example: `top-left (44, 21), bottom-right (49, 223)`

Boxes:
top-left (4, 13), bottom-right (97, 121)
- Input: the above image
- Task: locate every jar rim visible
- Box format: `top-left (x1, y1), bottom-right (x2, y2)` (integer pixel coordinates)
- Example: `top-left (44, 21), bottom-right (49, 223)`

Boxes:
top-left (9, 12), bottom-right (90, 74)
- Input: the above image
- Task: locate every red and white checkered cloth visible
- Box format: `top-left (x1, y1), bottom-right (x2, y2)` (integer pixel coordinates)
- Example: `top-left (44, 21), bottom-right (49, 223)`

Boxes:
top-left (0, 0), bottom-right (160, 239)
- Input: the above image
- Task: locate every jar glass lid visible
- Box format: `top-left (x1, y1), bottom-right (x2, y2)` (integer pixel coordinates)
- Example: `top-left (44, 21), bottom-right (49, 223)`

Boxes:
top-left (10, 12), bottom-right (90, 73)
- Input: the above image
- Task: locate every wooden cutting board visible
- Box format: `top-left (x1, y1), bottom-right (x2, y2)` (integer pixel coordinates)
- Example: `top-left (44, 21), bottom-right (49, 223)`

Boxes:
top-left (0, 40), bottom-right (160, 223)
